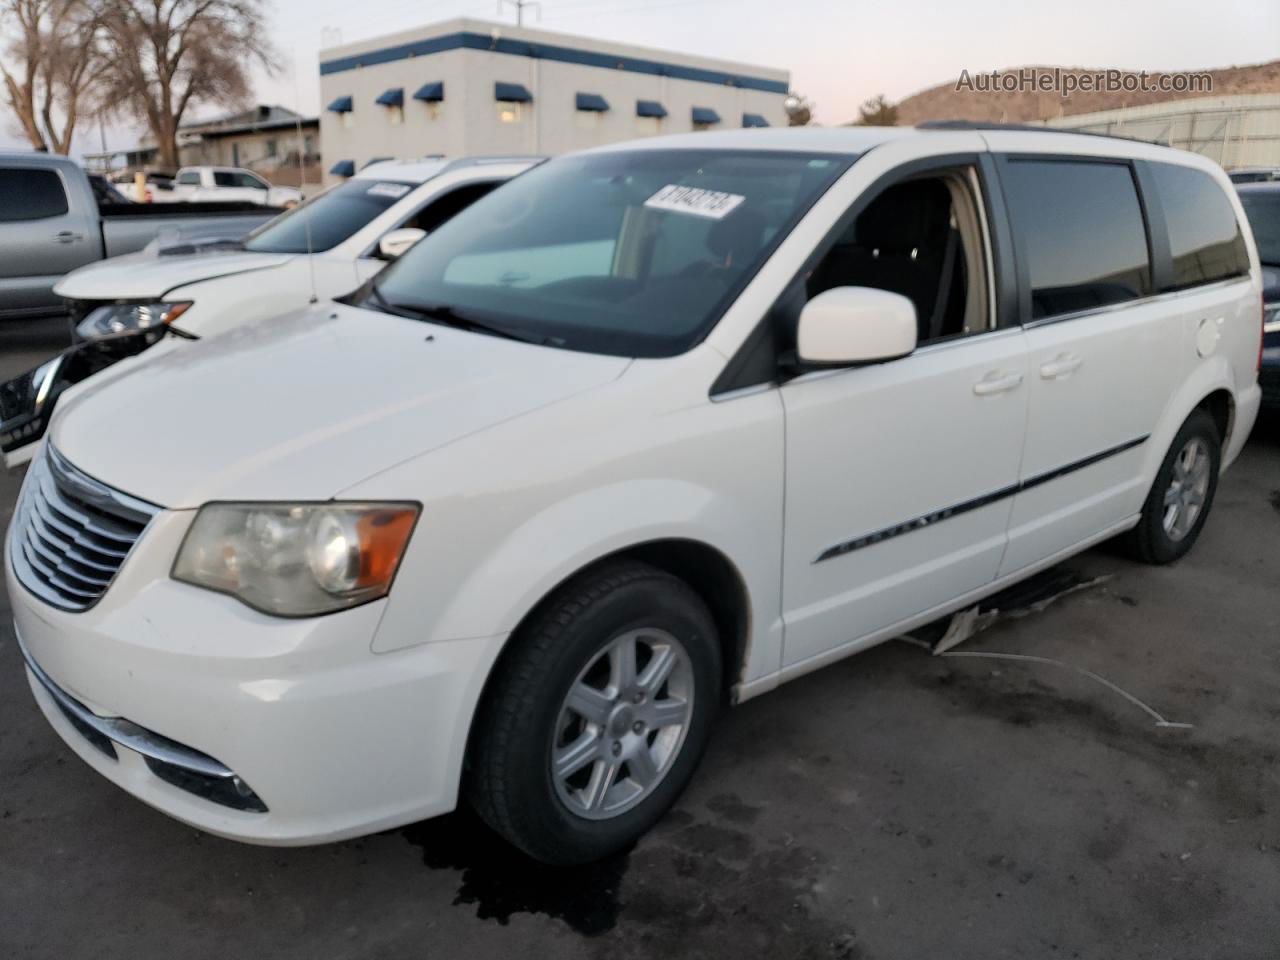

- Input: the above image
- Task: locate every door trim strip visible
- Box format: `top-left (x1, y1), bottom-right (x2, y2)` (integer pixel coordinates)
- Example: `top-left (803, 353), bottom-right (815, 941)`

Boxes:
top-left (813, 434), bottom-right (1149, 563)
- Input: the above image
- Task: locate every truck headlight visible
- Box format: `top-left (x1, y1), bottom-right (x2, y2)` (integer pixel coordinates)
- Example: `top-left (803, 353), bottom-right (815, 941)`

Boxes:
top-left (75, 301), bottom-right (192, 341)
top-left (172, 502), bottom-right (420, 616)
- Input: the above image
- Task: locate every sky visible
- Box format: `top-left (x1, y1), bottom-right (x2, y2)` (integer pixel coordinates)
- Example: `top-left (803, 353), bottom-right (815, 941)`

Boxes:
top-left (5, 0), bottom-right (1279, 156)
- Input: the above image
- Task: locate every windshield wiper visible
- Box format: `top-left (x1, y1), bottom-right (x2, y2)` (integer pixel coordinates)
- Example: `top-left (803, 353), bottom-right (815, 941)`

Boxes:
top-left (366, 286), bottom-right (554, 345)
top-left (365, 282), bottom-right (424, 321)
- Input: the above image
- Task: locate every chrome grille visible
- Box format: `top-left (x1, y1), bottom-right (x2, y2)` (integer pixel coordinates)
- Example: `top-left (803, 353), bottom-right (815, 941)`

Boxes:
top-left (8, 445), bottom-right (160, 611)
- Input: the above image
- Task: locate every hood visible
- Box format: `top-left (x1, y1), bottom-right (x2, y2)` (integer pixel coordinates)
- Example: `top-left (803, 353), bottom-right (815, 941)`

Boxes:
top-left (50, 302), bottom-right (630, 507)
top-left (54, 250), bottom-right (294, 301)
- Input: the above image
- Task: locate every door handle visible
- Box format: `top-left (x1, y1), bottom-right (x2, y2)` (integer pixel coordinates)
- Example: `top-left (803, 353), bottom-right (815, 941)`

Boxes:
top-left (1040, 353), bottom-right (1083, 379)
top-left (53, 231), bottom-right (84, 244)
top-left (973, 371), bottom-right (1024, 396)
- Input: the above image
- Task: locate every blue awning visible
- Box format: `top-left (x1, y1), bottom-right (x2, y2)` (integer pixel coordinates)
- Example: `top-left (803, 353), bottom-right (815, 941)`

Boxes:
top-left (636, 99), bottom-right (667, 118)
top-left (329, 159), bottom-right (355, 177)
top-left (495, 82), bottom-right (533, 102)
top-left (413, 81), bottom-right (444, 102)
top-left (742, 113), bottom-right (770, 128)
top-left (575, 92), bottom-right (610, 112)
top-left (691, 107), bottom-right (721, 125)
top-left (326, 95), bottom-right (353, 113)
top-left (376, 87), bottom-right (404, 107)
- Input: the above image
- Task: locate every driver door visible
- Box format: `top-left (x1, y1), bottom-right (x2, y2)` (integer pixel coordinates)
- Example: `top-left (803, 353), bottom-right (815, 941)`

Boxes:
top-left (780, 160), bottom-right (1029, 668)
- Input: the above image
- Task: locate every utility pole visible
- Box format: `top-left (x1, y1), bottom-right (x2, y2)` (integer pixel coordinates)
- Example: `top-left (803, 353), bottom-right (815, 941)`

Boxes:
top-left (498, 0), bottom-right (540, 25)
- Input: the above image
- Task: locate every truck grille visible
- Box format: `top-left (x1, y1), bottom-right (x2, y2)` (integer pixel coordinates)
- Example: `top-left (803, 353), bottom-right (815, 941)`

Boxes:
top-left (8, 445), bottom-right (159, 611)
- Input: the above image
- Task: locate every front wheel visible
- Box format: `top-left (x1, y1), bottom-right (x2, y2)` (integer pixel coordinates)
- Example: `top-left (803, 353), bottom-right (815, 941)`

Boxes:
top-left (1122, 408), bottom-right (1221, 564)
top-left (466, 560), bottom-right (722, 864)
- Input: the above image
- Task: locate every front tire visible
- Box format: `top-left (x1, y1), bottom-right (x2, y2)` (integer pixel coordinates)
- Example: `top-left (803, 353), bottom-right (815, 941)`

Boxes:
top-left (466, 560), bottom-right (722, 864)
top-left (1122, 408), bottom-right (1221, 564)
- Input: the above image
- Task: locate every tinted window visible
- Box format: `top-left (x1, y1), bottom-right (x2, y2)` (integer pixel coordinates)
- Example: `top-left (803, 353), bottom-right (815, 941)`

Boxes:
top-left (1153, 163), bottom-right (1249, 289)
top-left (400, 181), bottom-right (500, 234)
top-left (244, 178), bottom-right (415, 253)
top-left (372, 150), bottom-right (851, 358)
top-left (0, 168), bottom-right (69, 222)
top-left (177, 171), bottom-right (199, 185)
top-left (1238, 190), bottom-right (1280, 267)
top-left (1002, 159), bottom-right (1150, 319)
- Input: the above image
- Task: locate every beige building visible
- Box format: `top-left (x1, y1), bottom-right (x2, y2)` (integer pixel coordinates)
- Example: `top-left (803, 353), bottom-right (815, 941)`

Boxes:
top-left (318, 18), bottom-right (791, 183)
top-left (85, 105), bottom-right (322, 187)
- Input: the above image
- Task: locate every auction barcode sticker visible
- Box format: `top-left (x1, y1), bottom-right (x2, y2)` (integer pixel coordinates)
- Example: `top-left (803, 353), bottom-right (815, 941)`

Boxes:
top-left (644, 184), bottom-right (745, 220)
top-left (366, 182), bottom-right (412, 199)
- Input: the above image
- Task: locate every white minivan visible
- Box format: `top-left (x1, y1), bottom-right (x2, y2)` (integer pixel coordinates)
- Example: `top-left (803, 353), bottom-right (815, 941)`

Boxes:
top-left (6, 127), bottom-right (1263, 864)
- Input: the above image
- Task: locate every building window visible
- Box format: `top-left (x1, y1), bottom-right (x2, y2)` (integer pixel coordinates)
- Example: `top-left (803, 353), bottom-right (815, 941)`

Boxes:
top-left (498, 102), bottom-right (523, 124)
top-left (265, 138), bottom-right (277, 158)
top-left (389, 105), bottom-right (404, 125)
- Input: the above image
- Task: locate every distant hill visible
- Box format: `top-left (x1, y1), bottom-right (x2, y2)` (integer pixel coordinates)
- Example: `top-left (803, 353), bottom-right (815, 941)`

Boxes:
top-left (892, 60), bottom-right (1280, 125)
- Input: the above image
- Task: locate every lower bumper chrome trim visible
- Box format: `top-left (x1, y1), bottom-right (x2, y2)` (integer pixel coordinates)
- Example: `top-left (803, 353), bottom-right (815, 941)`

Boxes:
top-left (17, 630), bottom-right (232, 779)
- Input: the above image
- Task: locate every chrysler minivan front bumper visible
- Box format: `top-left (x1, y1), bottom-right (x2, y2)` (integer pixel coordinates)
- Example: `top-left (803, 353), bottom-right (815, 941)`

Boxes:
top-left (6, 524), bottom-right (505, 845)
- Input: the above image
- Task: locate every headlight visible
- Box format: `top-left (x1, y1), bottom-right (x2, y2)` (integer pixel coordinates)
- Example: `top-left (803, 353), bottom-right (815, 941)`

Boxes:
top-left (172, 502), bottom-right (420, 617)
top-left (1265, 301), bottom-right (1280, 334)
top-left (75, 301), bottom-right (192, 341)
top-left (32, 354), bottom-right (64, 410)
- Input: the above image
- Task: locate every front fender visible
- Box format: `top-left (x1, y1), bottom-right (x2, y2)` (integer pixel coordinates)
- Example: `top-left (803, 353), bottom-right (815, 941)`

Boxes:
top-left (373, 476), bottom-right (775, 669)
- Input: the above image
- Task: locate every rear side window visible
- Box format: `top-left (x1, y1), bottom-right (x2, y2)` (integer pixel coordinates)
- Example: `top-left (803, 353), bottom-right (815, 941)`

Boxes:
top-left (1151, 163), bottom-right (1250, 290)
top-left (177, 171), bottom-right (200, 186)
top-left (1001, 159), bottom-right (1151, 320)
top-left (0, 168), bottom-right (69, 222)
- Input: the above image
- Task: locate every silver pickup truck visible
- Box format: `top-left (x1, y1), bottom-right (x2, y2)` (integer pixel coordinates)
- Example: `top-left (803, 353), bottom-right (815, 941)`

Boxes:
top-left (0, 152), bottom-right (284, 321)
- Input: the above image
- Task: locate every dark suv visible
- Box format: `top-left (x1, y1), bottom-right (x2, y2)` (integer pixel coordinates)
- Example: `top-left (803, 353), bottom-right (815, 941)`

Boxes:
top-left (1237, 182), bottom-right (1280, 407)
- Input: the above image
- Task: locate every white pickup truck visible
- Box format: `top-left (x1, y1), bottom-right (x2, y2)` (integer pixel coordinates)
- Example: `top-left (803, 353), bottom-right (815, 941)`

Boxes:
top-left (172, 166), bottom-right (304, 207)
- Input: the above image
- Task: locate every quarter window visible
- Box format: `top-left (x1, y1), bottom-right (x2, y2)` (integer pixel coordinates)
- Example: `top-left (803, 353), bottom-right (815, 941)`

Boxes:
top-left (0, 168), bottom-right (68, 222)
top-left (1001, 159), bottom-right (1151, 320)
top-left (1151, 163), bottom-right (1249, 290)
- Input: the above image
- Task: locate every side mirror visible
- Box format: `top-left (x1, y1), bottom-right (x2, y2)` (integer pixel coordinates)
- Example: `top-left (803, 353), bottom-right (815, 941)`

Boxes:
top-left (796, 287), bottom-right (918, 366)
top-left (378, 227), bottom-right (427, 261)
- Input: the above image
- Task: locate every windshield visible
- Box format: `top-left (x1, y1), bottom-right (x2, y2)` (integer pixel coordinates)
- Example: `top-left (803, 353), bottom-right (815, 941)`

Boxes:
top-left (1239, 191), bottom-right (1280, 266)
top-left (244, 178), bottom-right (415, 254)
top-left (369, 149), bottom-right (851, 357)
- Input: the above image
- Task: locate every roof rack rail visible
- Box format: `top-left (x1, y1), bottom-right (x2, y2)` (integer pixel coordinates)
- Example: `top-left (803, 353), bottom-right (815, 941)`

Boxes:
top-left (916, 120), bottom-right (1144, 143)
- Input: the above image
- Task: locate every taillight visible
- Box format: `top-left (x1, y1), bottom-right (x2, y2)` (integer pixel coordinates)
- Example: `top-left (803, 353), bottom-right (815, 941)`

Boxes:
top-left (1260, 292), bottom-right (1266, 374)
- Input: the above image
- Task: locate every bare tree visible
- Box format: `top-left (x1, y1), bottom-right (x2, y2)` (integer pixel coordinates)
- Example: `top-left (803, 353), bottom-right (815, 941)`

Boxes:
top-left (855, 94), bottom-right (899, 127)
top-left (97, 0), bottom-right (276, 168)
top-left (1, 0), bottom-right (104, 153)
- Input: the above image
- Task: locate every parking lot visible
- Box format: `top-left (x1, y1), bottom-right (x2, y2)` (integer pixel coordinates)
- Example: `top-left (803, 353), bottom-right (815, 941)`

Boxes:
top-left (1, 318), bottom-right (1278, 960)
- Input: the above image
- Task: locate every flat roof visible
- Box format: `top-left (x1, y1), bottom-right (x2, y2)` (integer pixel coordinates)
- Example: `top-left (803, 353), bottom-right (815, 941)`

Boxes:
top-left (319, 17), bottom-right (789, 94)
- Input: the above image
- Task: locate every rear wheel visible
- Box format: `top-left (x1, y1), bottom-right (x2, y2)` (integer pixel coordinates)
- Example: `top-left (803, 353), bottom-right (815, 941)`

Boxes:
top-left (466, 560), bottom-right (722, 864)
top-left (1122, 409), bottom-right (1221, 564)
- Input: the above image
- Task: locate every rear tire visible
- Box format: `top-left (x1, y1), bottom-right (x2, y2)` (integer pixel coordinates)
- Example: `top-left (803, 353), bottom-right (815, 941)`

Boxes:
top-left (1122, 408), bottom-right (1221, 564)
top-left (466, 559), bottom-right (722, 865)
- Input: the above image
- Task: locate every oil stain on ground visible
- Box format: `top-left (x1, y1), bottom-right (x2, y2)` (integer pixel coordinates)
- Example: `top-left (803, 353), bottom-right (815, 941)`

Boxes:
top-left (1269, 489), bottom-right (1280, 515)
top-left (397, 805), bottom-right (859, 957)
top-left (399, 810), bottom-right (629, 936)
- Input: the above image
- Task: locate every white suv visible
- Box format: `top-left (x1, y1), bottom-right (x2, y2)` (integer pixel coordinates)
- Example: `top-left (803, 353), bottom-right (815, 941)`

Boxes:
top-left (6, 127), bottom-right (1263, 864)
